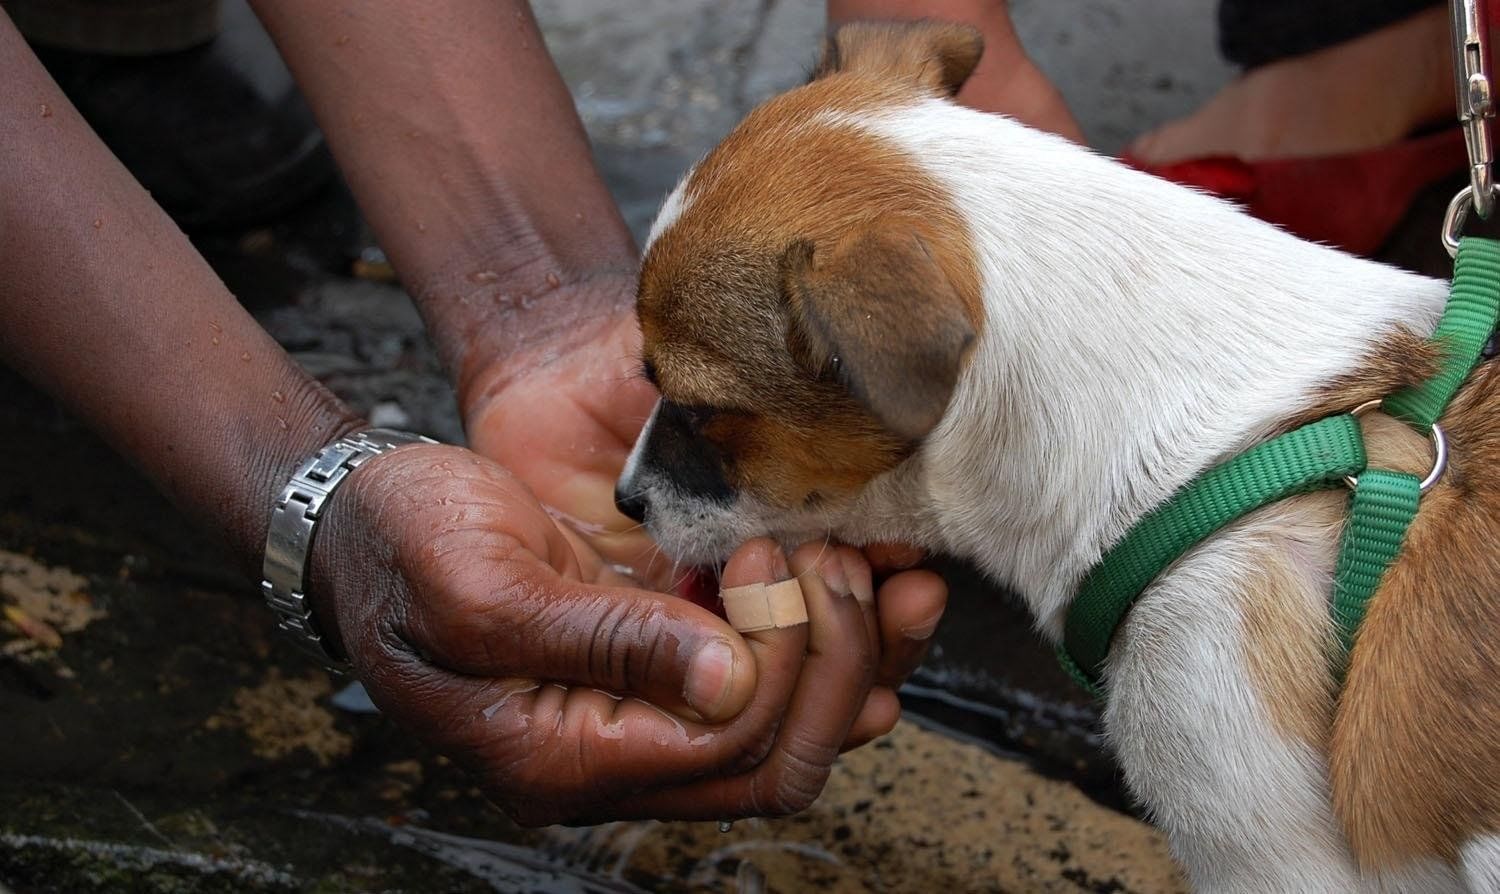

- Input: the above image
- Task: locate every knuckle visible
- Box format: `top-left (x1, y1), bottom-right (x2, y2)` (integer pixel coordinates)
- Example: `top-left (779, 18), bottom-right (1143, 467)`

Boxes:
top-left (762, 762), bottom-right (828, 816)
top-left (586, 595), bottom-right (647, 691)
top-left (759, 732), bottom-right (836, 815)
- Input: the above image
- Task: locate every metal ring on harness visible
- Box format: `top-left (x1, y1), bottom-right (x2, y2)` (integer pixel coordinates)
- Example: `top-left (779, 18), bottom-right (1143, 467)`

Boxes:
top-left (1342, 399), bottom-right (1450, 493)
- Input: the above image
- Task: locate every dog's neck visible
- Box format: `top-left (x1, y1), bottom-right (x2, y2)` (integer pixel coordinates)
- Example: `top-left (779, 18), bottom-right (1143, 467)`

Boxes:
top-left (846, 100), bottom-right (1450, 638)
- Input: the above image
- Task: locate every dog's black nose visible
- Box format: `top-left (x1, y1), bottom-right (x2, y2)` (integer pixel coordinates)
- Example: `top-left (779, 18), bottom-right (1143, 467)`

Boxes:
top-left (614, 483), bottom-right (648, 523)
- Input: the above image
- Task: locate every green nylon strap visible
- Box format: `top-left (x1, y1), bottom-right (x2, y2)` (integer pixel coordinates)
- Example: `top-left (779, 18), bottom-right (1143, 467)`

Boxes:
top-left (1060, 235), bottom-right (1500, 696)
top-left (1061, 413), bottom-right (1368, 687)
top-left (1327, 236), bottom-right (1500, 680)
top-left (1384, 238), bottom-right (1500, 432)
top-left (1330, 469), bottom-right (1420, 677)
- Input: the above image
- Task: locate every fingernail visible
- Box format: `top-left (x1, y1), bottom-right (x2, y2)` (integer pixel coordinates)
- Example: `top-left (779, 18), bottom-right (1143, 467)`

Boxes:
top-left (843, 555), bottom-right (874, 605)
top-left (816, 552), bottom-right (850, 597)
top-left (685, 639), bottom-right (737, 718)
top-left (901, 614), bottom-right (942, 640)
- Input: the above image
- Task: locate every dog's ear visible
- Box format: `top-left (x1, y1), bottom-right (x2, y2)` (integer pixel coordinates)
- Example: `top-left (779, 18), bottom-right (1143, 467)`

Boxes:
top-left (813, 21), bottom-right (984, 97)
top-left (780, 222), bottom-right (976, 441)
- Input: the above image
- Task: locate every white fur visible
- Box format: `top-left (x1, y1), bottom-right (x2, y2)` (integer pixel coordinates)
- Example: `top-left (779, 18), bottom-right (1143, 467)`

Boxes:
top-left (619, 399), bottom-right (658, 488)
top-left (631, 96), bottom-right (1482, 891)
top-left (644, 173), bottom-right (695, 252)
top-left (1462, 835), bottom-right (1500, 893)
top-left (849, 100), bottom-right (1459, 892)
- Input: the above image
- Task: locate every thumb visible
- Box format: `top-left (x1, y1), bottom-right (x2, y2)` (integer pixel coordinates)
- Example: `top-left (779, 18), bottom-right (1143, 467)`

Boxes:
top-left (409, 552), bottom-right (762, 723)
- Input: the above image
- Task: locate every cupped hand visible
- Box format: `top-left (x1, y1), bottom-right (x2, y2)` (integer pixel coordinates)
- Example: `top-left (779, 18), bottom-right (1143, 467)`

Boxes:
top-left (460, 281), bottom-right (662, 586)
top-left (459, 278), bottom-right (949, 697)
top-left (307, 442), bottom-right (906, 824)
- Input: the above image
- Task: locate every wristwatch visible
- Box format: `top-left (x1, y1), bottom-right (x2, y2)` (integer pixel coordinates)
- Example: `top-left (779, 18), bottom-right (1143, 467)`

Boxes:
top-left (261, 427), bottom-right (436, 670)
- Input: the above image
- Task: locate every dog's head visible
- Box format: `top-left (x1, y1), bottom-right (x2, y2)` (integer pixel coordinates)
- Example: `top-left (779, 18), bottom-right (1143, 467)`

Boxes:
top-left (616, 21), bottom-right (988, 564)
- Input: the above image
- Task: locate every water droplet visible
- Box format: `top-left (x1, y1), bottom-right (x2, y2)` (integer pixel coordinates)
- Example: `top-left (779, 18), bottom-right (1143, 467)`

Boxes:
top-left (277, 417), bottom-right (289, 431)
top-left (39, 103), bottom-right (52, 118)
top-left (91, 218), bottom-right (102, 229)
top-left (210, 336), bottom-right (220, 346)
top-left (467, 270), bottom-right (498, 284)
top-left (544, 272), bottom-right (561, 288)
top-left (271, 390), bottom-right (286, 403)
top-left (209, 321), bottom-right (222, 333)
top-left (240, 352), bottom-right (251, 362)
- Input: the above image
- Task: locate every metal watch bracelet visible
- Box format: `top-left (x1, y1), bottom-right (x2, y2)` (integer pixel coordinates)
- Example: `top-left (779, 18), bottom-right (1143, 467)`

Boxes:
top-left (261, 427), bottom-right (437, 670)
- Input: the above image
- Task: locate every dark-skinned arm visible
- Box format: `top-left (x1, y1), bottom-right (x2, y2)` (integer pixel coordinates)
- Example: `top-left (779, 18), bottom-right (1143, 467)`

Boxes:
top-left (249, 0), bottom-right (636, 403)
top-left (0, 10), bottom-right (910, 824)
top-left (248, 0), bottom-right (951, 725)
top-left (0, 13), bottom-right (361, 576)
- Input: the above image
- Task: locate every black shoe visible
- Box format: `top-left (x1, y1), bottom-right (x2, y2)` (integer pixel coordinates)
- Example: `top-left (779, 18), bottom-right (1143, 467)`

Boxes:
top-left (31, 16), bottom-right (335, 232)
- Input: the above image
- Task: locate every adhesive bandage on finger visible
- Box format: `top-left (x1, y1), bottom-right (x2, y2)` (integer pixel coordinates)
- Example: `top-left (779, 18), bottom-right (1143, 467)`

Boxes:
top-left (720, 578), bottom-right (807, 633)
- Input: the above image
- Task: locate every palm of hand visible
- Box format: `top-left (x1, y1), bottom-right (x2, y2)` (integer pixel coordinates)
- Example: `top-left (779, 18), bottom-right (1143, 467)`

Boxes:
top-left (464, 310), bottom-right (667, 585)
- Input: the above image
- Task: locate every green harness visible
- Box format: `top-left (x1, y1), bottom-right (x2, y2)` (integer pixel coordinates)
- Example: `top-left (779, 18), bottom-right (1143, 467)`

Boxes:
top-left (1059, 236), bottom-right (1500, 695)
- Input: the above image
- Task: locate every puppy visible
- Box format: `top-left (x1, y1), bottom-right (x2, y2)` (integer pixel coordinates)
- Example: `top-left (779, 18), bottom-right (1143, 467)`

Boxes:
top-left (615, 21), bottom-right (1500, 893)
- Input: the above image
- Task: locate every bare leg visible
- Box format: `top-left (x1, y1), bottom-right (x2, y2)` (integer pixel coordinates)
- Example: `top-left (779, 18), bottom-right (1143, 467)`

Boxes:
top-left (827, 0), bottom-right (1084, 142)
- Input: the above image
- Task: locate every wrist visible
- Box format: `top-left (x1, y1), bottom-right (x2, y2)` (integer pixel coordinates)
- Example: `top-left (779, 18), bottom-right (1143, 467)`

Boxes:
top-left (225, 374), bottom-right (366, 579)
top-left (427, 268), bottom-right (639, 419)
top-left (261, 427), bottom-right (438, 667)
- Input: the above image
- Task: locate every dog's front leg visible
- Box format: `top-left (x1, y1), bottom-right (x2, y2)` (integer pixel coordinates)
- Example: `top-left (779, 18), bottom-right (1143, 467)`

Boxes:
top-left (1100, 538), bottom-right (1366, 893)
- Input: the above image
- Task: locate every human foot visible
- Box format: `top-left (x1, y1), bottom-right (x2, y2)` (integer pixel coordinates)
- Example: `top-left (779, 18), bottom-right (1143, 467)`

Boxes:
top-left (1129, 5), bottom-right (1453, 165)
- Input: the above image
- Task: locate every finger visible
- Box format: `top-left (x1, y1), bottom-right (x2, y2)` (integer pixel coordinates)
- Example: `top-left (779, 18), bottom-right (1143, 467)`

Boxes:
top-left (841, 686), bottom-right (901, 752)
top-left (341, 453), bottom-right (757, 724)
top-left (863, 542), bottom-right (924, 575)
top-left (601, 540), bottom-right (876, 821)
top-left (356, 544), bottom-right (810, 829)
top-left (479, 538), bottom-right (812, 823)
top-left (837, 543), bottom-right (882, 693)
top-left (361, 660), bottom-right (713, 824)
top-left (873, 568), bottom-right (946, 688)
top-left (408, 545), bottom-right (759, 723)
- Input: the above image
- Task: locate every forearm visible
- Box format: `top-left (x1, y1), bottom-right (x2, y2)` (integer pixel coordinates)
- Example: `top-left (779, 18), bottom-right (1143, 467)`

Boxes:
top-left (0, 15), bottom-right (362, 575)
top-left (248, 0), bottom-right (637, 404)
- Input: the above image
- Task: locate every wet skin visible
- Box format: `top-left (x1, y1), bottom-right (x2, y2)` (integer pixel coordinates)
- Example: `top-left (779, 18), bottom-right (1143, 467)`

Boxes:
top-left (0, 1), bottom-right (951, 825)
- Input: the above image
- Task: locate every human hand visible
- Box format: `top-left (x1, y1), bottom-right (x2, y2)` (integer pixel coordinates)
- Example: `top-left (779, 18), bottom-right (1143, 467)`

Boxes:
top-left (308, 442), bottom-right (907, 823)
top-left (459, 277), bottom-right (949, 701)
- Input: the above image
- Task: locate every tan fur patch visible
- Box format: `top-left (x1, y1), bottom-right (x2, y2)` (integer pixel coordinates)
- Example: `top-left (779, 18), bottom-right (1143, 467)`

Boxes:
top-left (637, 67), bottom-right (983, 509)
top-left (1282, 327), bottom-right (1444, 430)
top-left (1238, 510), bottom-right (1339, 749)
top-left (1321, 349), bottom-right (1500, 868)
top-left (1239, 413), bottom-right (1435, 749)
